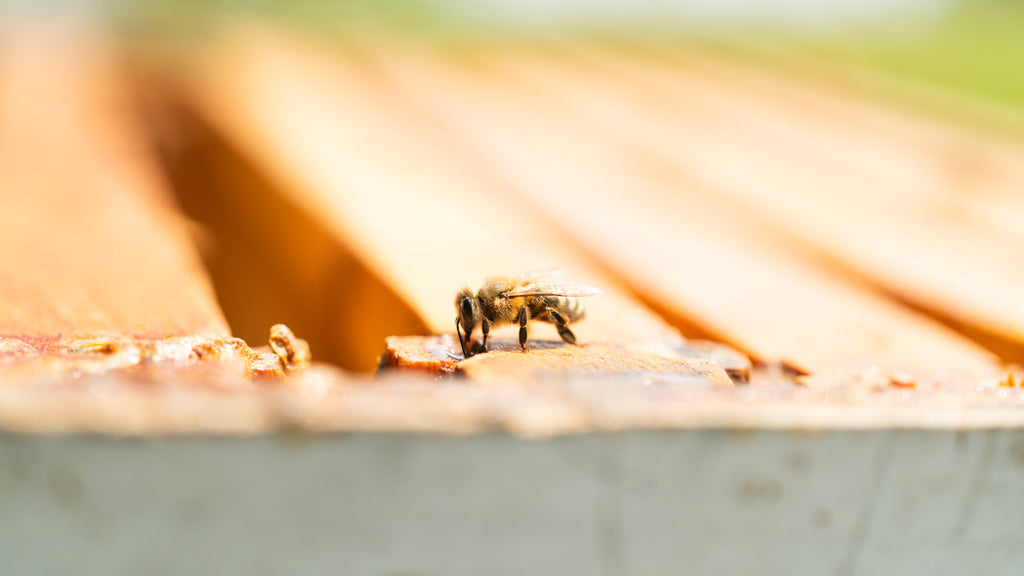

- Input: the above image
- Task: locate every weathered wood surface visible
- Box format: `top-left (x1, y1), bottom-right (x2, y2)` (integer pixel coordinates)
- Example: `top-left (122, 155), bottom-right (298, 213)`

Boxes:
top-left (0, 22), bottom-right (227, 340)
top-left (2, 362), bottom-right (1023, 436)
top-left (380, 334), bottom-right (747, 384)
top-left (5, 429), bottom-right (1024, 576)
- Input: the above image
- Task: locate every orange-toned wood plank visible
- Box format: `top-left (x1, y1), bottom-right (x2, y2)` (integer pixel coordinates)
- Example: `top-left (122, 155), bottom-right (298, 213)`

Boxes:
top-left (380, 334), bottom-right (750, 383)
top-left (365, 42), bottom-right (999, 380)
top-left (0, 21), bottom-right (227, 339)
top-left (2, 361), bottom-right (1022, 435)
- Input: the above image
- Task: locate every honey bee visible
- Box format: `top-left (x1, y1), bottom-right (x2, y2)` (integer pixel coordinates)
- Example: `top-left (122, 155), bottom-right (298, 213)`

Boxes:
top-left (455, 271), bottom-right (601, 357)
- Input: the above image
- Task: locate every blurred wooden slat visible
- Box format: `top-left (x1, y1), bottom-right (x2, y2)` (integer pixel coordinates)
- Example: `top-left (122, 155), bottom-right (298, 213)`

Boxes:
top-left (671, 46), bottom-right (1024, 244)
top-left (366, 43), bottom-right (999, 379)
top-left (0, 21), bottom-right (228, 340)
top-left (553, 44), bottom-right (1024, 361)
top-left (181, 28), bottom-right (725, 376)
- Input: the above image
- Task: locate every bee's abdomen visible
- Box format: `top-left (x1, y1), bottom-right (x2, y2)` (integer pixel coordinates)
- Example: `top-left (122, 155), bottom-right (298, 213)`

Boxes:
top-left (530, 296), bottom-right (585, 323)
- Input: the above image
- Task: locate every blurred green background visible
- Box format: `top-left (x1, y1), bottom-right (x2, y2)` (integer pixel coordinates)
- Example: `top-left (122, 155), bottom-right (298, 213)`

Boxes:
top-left (79, 0), bottom-right (1020, 112)
top-left (3, 0), bottom-right (1020, 118)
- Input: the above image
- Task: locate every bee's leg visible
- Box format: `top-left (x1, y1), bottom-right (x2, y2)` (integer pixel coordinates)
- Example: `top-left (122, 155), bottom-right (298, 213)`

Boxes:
top-left (517, 305), bottom-right (529, 350)
top-left (456, 317), bottom-right (470, 358)
top-left (546, 307), bottom-right (577, 345)
top-left (480, 317), bottom-right (491, 351)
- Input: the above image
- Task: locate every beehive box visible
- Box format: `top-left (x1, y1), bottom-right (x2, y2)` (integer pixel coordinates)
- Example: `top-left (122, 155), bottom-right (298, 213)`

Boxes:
top-left (3, 15), bottom-right (1024, 576)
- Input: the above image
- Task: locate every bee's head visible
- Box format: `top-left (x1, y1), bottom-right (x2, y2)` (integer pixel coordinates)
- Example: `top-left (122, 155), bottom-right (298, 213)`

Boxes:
top-left (455, 288), bottom-right (481, 357)
top-left (455, 288), bottom-right (481, 333)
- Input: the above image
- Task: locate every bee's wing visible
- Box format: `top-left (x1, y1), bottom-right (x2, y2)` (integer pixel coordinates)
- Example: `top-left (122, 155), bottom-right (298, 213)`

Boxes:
top-left (505, 282), bottom-right (602, 298)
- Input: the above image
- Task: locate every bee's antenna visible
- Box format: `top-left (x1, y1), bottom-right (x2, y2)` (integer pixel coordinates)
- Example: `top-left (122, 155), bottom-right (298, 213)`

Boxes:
top-left (455, 317), bottom-right (469, 358)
